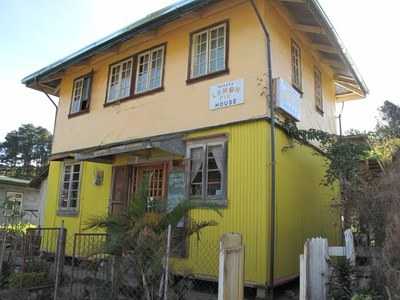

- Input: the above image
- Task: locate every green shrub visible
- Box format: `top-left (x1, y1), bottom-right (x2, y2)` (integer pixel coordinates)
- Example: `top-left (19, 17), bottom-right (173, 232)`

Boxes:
top-left (8, 272), bottom-right (48, 288)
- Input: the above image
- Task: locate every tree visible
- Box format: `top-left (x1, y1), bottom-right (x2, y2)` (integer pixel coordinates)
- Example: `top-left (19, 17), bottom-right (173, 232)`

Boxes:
top-left (0, 124), bottom-right (52, 179)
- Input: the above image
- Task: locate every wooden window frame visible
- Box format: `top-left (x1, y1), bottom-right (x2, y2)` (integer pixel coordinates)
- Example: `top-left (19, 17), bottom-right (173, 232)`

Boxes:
top-left (105, 57), bottom-right (134, 104)
top-left (291, 39), bottom-right (303, 93)
top-left (186, 137), bottom-right (228, 207)
top-left (68, 72), bottom-right (93, 118)
top-left (58, 161), bottom-right (82, 216)
top-left (186, 20), bottom-right (230, 84)
top-left (134, 45), bottom-right (166, 95)
top-left (104, 43), bottom-right (167, 107)
top-left (314, 66), bottom-right (324, 115)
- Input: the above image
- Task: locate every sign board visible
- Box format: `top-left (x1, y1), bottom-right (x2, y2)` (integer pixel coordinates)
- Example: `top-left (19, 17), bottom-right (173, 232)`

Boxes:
top-left (209, 79), bottom-right (244, 110)
top-left (273, 78), bottom-right (301, 121)
top-left (167, 170), bottom-right (185, 211)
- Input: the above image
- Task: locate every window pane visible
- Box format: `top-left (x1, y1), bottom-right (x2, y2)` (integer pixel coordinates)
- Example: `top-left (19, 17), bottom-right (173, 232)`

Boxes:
top-left (192, 32), bottom-right (208, 78)
top-left (149, 49), bottom-right (163, 90)
top-left (108, 60), bottom-right (133, 102)
top-left (71, 79), bottom-right (83, 114)
top-left (207, 145), bottom-right (223, 197)
top-left (190, 147), bottom-right (204, 197)
top-left (209, 26), bottom-right (225, 73)
top-left (61, 163), bottom-right (81, 209)
top-left (136, 54), bottom-right (150, 93)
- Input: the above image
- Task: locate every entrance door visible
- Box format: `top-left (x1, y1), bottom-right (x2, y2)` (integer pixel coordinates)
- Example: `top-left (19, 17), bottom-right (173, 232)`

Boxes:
top-left (134, 163), bottom-right (168, 211)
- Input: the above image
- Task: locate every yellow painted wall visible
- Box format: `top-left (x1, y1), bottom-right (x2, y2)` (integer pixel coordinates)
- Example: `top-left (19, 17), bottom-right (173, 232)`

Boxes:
top-left (266, 0), bottom-right (338, 134)
top-left (45, 119), bottom-right (339, 285)
top-left (44, 161), bottom-right (112, 254)
top-left (52, 0), bottom-right (337, 155)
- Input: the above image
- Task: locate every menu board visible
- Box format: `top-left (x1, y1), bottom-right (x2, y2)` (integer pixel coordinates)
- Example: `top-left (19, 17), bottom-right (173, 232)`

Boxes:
top-left (167, 170), bottom-right (186, 211)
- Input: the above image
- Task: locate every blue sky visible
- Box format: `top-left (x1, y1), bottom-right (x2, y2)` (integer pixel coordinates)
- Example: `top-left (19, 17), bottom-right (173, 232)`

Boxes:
top-left (0, 0), bottom-right (399, 140)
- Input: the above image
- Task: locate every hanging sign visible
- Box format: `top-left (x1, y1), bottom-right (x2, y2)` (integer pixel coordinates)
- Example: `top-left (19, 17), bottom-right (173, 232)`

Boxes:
top-left (209, 79), bottom-right (245, 110)
top-left (273, 78), bottom-right (301, 121)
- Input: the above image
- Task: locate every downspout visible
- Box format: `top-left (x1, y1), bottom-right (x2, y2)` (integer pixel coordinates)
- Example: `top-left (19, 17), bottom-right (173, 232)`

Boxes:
top-left (249, 1), bottom-right (276, 299)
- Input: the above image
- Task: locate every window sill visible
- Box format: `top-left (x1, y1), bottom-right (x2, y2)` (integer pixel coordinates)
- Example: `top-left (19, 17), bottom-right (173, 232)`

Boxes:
top-left (57, 209), bottom-right (79, 217)
top-left (68, 109), bottom-right (90, 119)
top-left (103, 87), bottom-right (164, 107)
top-left (190, 199), bottom-right (227, 208)
top-left (186, 69), bottom-right (229, 85)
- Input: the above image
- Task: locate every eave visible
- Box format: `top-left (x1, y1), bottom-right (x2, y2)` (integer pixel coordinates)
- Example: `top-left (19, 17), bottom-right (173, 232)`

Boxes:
top-left (22, 0), bottom-right (368, 101)
top-left (278, 0), bottom-right (369, 101)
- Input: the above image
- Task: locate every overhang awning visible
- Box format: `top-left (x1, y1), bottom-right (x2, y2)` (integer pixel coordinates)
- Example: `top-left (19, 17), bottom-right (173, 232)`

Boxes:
top-left (74, 134), bottom-right (186, 163)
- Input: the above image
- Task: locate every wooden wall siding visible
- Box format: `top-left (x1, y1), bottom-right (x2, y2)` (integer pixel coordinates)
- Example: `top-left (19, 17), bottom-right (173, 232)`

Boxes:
top-left (44, 119), bottom-right (340, 286)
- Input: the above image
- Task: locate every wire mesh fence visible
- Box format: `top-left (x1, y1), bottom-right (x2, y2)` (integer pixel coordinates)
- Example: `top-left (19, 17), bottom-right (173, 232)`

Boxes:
top-left (0, 225), bottom-right (224, 300)
top-left (0, 227), bottom-right (64, 299)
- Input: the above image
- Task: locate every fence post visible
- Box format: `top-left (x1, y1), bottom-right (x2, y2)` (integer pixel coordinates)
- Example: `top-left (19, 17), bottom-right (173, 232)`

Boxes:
top-left (308, 238), bottom-right (329, 300)
top-left (0, 232), bottom-right (7, 276)
top-left (54, 221), bottom-right (66, 300)
top-left (344, 229), bottom-right (355, 265)
top-left (217, 233), bottom-right (244, 300)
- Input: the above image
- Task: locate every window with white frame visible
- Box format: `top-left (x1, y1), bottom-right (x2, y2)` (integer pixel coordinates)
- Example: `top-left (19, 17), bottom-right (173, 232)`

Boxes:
top-left (188, 138), bottom-right (227, 203)
top-left (106, 58), bottom-right (133, 103)
top-left (5, 192), bottom-right (23, 216)
top-left (291, 40), bottom-right (302, 91)
top-left (190, 22), bottom-right (228, 79)
top-left (135, 46), bottom-right (165, 94)
top-left (314, 67), bottom-right (323, 113)
top-left (70, 74), bottom-right (92, 114)
top-left (60, 162), bottom-right (81, 209)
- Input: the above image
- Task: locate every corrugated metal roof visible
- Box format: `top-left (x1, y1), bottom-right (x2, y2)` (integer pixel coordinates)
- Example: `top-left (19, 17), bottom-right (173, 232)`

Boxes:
top-left (0, 175), bottom-right (30, 186)
top-left (22, 0), bottom-right (367, 97)
top-left (21, 0), bottom-right (216, 85)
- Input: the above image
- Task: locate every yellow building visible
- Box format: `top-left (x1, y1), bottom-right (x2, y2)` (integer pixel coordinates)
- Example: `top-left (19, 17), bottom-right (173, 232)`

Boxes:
top-left (22, 0), bottom-right (367, 291)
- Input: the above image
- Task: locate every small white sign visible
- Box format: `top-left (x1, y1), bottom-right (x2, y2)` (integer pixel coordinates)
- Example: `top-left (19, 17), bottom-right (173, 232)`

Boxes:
top-left (209, 79), bottom-right (244, 110)
top-left (273, 78), bottom-right (301, 121)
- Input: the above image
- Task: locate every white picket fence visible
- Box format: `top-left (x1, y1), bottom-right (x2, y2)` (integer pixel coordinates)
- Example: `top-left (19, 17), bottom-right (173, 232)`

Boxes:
top-left (300, 229), bottom-right (355, 300)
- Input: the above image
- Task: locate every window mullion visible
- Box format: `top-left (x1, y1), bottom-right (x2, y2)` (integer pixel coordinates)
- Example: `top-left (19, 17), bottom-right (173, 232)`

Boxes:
top-left (67, 165), bottom-right (73, 208)
top-left (206, 30), bottom-right (210, 75)
top-left (203, 144), bottom-right (208, 201)
top-left (147, 51), bottom-right (153, 90)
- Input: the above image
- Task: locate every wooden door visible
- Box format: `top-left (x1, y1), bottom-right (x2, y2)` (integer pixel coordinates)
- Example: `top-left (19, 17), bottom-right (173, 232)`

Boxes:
top-left (110, 166), bottom-right (132, 215)
top-left (134, 163), bottom-right (168, 211)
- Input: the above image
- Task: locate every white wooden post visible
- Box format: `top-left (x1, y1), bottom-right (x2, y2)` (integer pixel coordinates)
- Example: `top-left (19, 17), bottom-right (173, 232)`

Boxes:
top-left (218, 233), bottom-right (244, 300)
top-left (344, 229), bottom-right (355, 265)
top-left (308, 238), bottom-right (329, 300)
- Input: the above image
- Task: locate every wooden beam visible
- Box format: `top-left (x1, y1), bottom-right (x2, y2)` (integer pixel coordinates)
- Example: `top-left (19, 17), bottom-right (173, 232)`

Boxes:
top-left (280, 0), bottom-right (305, 3)
top-left (335, 81), bottom-right (364, 98)
top-left (313, 44), bottom-right (338, 54)
top-left (322, 58), bottom-right (345, 69)
top-left (295, 24), bottom-right (325, 34)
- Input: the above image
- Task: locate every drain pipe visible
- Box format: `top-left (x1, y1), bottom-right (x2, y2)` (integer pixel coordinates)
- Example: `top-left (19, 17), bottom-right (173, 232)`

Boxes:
top-left (249, 1), bottom-right (276, 299)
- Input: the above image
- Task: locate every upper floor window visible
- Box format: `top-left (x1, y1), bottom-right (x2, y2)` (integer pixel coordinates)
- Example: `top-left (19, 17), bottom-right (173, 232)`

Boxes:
top-left (107, 58), bottom-right (133, 103)
top-left (187, 137), bottom-right (227, 205)
top-left (189, 21), bottom-right (228, 81)
top-left (105, 44), bottom-right (166, 105)
top-left (70, 74), bottom-right (92, 115)
top-left (60, 162), bottom-right (82, 210)
top-left (314, 67), bottom-right (323, 113)
top-left (291, 40), bottom-right (302, 92)
top-left (135, 46), bottom-right (165, 94)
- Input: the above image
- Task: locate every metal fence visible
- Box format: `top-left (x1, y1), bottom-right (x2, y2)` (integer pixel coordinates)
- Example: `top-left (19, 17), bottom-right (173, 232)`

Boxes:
top-left (0, 226), bottom-right (222, 300)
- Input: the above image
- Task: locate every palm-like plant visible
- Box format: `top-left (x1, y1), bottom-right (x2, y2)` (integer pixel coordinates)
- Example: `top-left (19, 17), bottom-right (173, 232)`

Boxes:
top-left (86, 178), bottom-right (219, 299)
